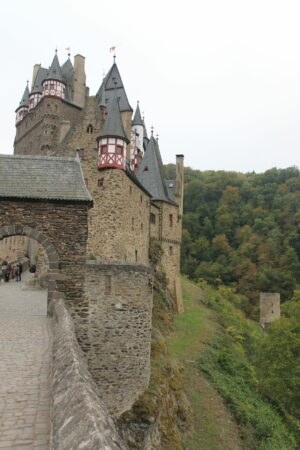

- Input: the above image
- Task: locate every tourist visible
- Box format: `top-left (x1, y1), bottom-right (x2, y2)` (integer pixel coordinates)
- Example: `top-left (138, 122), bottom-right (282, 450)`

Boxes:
top-left (4, 263), bottom-right (11, 282)
top-left (15, 263), bottom-right (21, 282)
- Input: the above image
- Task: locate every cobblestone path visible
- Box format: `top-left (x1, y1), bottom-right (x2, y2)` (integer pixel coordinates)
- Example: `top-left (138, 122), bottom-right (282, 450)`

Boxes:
top-left (0, 273), bottom-right (51, 449)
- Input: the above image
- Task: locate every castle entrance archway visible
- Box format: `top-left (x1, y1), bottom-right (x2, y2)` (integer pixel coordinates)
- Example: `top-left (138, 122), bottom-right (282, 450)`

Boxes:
top-left (0, 225), bottom-right (59, 309)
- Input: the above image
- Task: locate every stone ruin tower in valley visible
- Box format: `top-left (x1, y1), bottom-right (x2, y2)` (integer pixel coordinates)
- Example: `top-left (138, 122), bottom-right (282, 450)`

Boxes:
top-left (13, 50), bottom-right (184, 415)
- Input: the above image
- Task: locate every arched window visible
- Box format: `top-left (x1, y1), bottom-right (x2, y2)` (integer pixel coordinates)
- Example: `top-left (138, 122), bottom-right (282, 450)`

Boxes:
top-left (87, 124), bottom-right (93, 133)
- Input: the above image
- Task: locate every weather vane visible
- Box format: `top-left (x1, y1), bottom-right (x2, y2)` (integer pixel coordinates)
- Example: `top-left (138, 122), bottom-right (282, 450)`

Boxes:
top-left (109, 46), bottom-right (116, 62)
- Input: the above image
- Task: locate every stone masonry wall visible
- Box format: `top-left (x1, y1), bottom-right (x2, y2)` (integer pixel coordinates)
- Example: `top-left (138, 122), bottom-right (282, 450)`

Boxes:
top-left (260, 292), bottom-right (281, 326)
top-left (51, 295), bottom-right (126, 450)
top-left (57, 97), bottom-right (151, 264)
top-left (14, 97), bottom-right (81, 156)
top-left (152, 200), bottom-right (182, 306)
top-left (0, 200), bottom-right (89, 303)
top-left (83, 260), bottom-right (153, 417)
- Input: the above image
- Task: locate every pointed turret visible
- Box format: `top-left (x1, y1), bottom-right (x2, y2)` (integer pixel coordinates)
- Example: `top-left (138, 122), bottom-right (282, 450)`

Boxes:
top-left (15, 83), bottom-right (30, 124)
top-left (132, 102), bottom-right (143, 126)
top-left (136, 134), bottom-right (171, 202)
top-left (98, 93), bottom-right (130, 171)
top-left (97, 62), bottom-right (132, 111)
top-left (42, 52), bottom-right (66, 99)
top-left (130, 102), bottom-right (145, 172)
top-left (29, 67), bottom-right (47, 110)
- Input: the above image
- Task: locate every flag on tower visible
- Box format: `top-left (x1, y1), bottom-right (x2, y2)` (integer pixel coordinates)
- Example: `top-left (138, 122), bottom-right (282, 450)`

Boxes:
top-left (109, 46), bottom-right (116, 53)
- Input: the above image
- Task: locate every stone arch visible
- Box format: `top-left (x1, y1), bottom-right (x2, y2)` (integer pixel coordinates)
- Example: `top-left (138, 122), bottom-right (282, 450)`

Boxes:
top-left (0, 224), bottom-right (60, 303)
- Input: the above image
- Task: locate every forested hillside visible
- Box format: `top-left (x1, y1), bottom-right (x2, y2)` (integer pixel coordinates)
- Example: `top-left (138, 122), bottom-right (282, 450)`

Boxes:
top-left (165, 165), bottom-right (300, 317)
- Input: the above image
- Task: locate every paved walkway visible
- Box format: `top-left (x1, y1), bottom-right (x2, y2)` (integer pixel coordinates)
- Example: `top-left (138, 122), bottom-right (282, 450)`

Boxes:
top-left (0, 273), bottom-right (51, 449)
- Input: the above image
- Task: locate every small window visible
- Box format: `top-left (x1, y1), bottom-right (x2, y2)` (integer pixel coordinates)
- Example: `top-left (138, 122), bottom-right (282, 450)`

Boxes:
top-left (150, 213), bottom-right (156, 224)
top-left (105, 275), bottom-right (112, 295)
top-left (87, 124), bottom-right (93, 133)
top-left (141, 223), bottom-right (143, 231)
top-left (101, 145), bottom-right (107, 154)
top-left (98, 178), bottom-right (104, 187)
top-left (78, 148), bottom-right (84, 158)
top-left (135, 250), bottom-right (138, 262)
top-left (132, 217), bottom-right (134, 231)
top-left (169, 246), bottom-right (173, 256)
top-left (169, 214), bottom-right (173, 227)
top-left (116, 145), bottom-right (123, 155)
top-left (140, 195), bottom-right (143, 203)
top-left (130, 186), bottom-right (132, 194)
top-left (84, 178), bottom-right (89, 187)
top-left (143, 166), bottom-right (149, 172)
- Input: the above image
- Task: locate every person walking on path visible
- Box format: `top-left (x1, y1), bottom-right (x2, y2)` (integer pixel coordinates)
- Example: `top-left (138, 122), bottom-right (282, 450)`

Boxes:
top-left (4, 262), bottom-right (11, 282)
top-left (15, 263), bottom-right (22, 282)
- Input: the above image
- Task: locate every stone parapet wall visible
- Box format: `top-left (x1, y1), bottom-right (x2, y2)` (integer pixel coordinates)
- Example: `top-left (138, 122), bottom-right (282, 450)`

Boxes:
top-left (51, 295), bottom-right (126, 450)
top-left (83, 260), bottom-right (153, 417)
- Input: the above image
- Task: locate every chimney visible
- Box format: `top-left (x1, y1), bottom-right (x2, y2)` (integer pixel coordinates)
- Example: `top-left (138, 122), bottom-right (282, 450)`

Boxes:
top-left (174, 154), bottom-right (184, 219)
top-left (31, 64), bottom-right (41, 89)
top-left (72, 54), bottom-right (86, 108)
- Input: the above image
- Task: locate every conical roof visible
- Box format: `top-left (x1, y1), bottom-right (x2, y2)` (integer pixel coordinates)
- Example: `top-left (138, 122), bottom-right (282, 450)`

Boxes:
top-left (96, 62), bottom-right (132, 112)
top-left (61, 58), bottom-right (73, 101)
top-left (132, 102), bottom-right (143, 126)
top-left (31, 67), bottom-right (48, 94)
top-left (16, 83), bottom-right (30, 111)
top-left (99, 94), bottom-right (129, 143)
top-left (136, 136), bottom-right (171, 202)
top-left (45, 53), bottom-right (64, 83)
top-left (61, 57), bottom-right (73, 79)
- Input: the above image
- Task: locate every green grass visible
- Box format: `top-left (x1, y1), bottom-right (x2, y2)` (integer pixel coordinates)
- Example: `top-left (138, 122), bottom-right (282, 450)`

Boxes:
top-left (168, 277), bottom-right (245, 449)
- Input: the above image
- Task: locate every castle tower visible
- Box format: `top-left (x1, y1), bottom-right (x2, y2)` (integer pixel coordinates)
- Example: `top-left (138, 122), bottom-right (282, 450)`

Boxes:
top-left (15, 83), bottom-right (30, 124)
top-left (97, 93), bottom-right (130, 170)
top-left (42, 52), bottom-right (66, 99)
top-left (260, 293), bottom-right (281, 328)
top-left (96, 59), bottom-right (133, 141)
top-left (130, 102), bottom-right (144, 172)
top-left (29, 67), bottom-right (45, 110)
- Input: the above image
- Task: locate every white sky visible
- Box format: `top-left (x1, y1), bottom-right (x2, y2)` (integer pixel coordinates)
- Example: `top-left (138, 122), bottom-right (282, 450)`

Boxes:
top-left (1, 0), bottom-right (300, 173)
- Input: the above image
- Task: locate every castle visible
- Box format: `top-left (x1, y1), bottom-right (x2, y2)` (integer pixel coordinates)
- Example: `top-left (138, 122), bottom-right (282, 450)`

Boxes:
top-left (4, 50), bottom-right (184, 416)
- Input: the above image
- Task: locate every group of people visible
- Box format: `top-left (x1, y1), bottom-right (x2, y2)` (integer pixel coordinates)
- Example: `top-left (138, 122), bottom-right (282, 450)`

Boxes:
top-left (1, 260), bottom-right (22, 282)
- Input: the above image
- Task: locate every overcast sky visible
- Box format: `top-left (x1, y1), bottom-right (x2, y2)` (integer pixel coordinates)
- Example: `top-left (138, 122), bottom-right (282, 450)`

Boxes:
top-left (1, 0), bottom-right (300, 173)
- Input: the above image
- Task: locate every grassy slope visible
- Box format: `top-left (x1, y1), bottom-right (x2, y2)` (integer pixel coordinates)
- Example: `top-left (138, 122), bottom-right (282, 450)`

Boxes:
top-left (168, 277), bottom-right (245, 450)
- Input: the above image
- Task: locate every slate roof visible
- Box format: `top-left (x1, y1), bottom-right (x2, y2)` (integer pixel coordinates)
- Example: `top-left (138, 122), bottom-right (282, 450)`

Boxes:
top-left (96, 62), bottom-right (132, 112)
top-left (61, 58), bottom-right (74, 101)
top-left (31, 67), bottom-right (48, 94)
top-left (45, 54), bottom-right (64, 83)
top-left (136, 136), bottom-right (173, 203)
top-left (0, 155), bottom-right (92, 203)
top-left (166, 179), bottom-right (176, 201)
top-left (132, 102), bottom-right (143, 126)
top-left (99, 95), bottom-right (129, 143)
top-left (16, 84), bottom-right (30, 111)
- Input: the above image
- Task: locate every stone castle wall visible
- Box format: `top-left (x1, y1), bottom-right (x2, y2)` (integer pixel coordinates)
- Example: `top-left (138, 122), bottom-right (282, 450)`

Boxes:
top-left (14, 98), bottom-right (81, 156)
top-left (0, 200), bottom-right (89, 302)
top-left (57, 97), bottom-right (151, 264)
top-left (51, 296), bottom-right (125, 449)
top-left (83, 260), bottom-right (153, 417)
